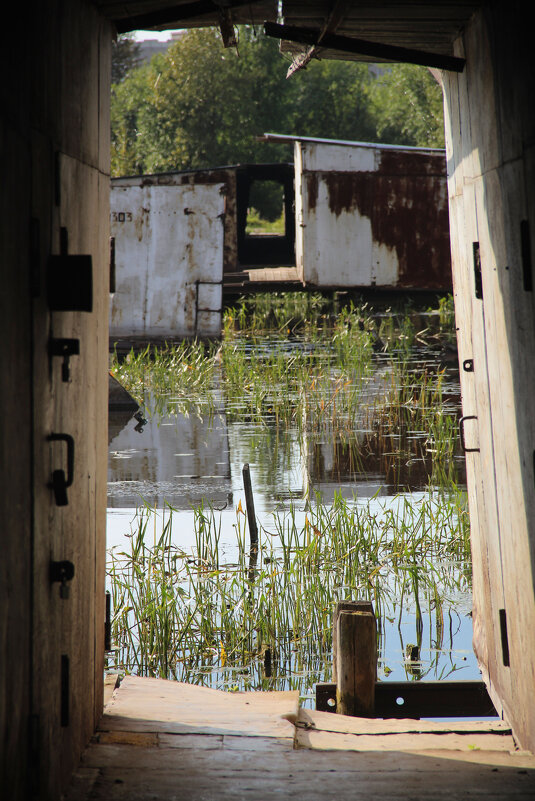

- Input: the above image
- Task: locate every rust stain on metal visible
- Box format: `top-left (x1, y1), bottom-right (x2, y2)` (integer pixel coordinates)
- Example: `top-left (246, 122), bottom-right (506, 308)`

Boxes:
top-left (378, 150), bottom-right (447, 178)
top-left (323, 172), bottom-right (363, 216)
top-left (139, 168), bottom-right (234, 188)
top-left (305, 173), bottom-right (319, 212)
top-left (222, 171), bottom-right (238, 274)
top-left (314, 155), bottom-right (451, 289)
top-left (134, 206), bottom-right (149, 242)
top-left (184, 283), bottom-right (196, 332)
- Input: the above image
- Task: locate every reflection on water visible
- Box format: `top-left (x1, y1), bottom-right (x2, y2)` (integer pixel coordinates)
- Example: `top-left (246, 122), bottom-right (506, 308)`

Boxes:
top-left (108, 357), bottom-right (465, 511)
top-left (108, 408), bottom-right (232, 509)
top-left (107, 331), bottom-right (476, 696)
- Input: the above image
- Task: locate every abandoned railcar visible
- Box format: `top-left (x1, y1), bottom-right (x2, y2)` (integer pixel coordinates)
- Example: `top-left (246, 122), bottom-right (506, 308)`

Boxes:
top-left (268, 134), bottom-right (452, 291)
top-left (110, 140), bottom-right (451, 342)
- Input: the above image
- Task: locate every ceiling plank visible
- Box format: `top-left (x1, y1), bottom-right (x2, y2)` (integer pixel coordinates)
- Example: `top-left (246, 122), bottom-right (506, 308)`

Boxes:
top-left (114, 0), bottom-right (267, 33)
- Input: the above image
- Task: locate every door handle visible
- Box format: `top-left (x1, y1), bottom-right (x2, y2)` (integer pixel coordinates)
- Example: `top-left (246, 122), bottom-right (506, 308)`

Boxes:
top-left (459, 415), bottom-right (479, 453)
top-left (47, 433), bottom-right (75, 506)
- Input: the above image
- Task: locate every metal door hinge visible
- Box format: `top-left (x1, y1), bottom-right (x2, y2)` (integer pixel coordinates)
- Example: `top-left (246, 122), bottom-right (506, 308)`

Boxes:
top-left (50, 560), bottom-right (75, 599)
top-left (462, 358), bottom-right (474, 373)
top-left (499, 609), bottom-right (510, 667)
top-left (521, 220), bottom-right (532, 292)
top-left (49, 338), bottom-right (80, 383)
top-left (105, 591), bottom-right (112, 652)
top-left (473, 242), bottom-right (483, 300)
top-left (61, 655), bottom-right (70, 726)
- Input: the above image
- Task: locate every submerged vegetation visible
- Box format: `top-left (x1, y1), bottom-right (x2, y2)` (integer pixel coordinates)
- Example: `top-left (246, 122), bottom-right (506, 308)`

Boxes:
top-left (108, 293), bottom-right (470, 694)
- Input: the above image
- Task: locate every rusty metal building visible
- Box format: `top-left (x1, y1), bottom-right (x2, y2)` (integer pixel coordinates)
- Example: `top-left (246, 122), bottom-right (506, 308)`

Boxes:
top-left (110, 140), bottom-right (450, 342)
top-left (287, 135), bottom-right (451, 290)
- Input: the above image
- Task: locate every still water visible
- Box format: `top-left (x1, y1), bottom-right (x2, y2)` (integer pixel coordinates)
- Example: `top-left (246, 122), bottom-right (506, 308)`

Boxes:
top-left (107, 329), bottom-right (477, 699)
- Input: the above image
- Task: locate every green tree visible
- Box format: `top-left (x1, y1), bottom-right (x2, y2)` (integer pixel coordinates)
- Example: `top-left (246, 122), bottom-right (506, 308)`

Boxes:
top-left (131, 28), bottom-right (294, 174)
top-left (369, 64), bottom-right (445, 147)
top-left (112, 33), bottom-right (141, 84)
top-left (110, 30), bottom-right (446, 180)
top-left (111, 63), bottom-right (153, 176)
top-left (287, 58), bottom-right (377, 142)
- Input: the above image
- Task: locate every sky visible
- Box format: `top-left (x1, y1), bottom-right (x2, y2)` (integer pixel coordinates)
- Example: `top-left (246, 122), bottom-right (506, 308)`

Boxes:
top-left (132, 30), bottom-right (176, 41)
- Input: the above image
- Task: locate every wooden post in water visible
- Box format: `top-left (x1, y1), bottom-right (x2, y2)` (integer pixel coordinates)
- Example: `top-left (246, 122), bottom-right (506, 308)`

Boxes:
top-left (242, 463), bottom-right (258, 549)
top-left (332, 599), bottom-right (374, 678)
top-left (334, 602), bottom-right (376, 717)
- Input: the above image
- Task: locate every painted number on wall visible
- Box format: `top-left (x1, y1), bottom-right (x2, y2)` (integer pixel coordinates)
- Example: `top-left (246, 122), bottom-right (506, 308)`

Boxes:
top-left (111, 211), bottom-right (133, 222)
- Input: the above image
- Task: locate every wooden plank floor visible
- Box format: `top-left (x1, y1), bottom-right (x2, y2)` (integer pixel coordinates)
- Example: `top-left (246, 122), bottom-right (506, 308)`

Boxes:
top-left (246, 267), bottom-right (301, 283)
top-left (65, 676), bottom-right (535, 800)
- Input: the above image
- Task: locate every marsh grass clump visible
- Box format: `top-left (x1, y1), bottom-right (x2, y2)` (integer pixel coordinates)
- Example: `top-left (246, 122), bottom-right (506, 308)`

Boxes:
top-left (109, 293), bottom-right (462, 490)
top-left (359, 359), bottom-right (463, 487)
top-left (107, 292), bottom-right (468, 697)
top-left (107, 490), bottom-right (471, 694)
top-left (224, 291), bottom-right (334, 335)
top-left (110, 340), bottom-right (219, 416)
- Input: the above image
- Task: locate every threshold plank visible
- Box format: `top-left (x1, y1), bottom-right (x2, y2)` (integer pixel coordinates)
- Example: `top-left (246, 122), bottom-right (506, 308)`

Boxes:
top-left (100, 675), bottom-right (298, 739)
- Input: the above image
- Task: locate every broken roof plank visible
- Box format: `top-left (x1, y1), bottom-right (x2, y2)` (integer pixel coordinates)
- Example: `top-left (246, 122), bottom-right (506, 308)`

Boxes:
top-left (264, 20), bottom-right (466, 71)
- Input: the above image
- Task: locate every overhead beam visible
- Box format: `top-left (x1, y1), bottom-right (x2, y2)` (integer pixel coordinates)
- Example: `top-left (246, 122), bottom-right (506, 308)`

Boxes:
top-left (286, 0), bottom-right (353, 77)
top-left (264, 21), bottom-right (466, 73)
top-left (114, 0), bottom-right (262, 34)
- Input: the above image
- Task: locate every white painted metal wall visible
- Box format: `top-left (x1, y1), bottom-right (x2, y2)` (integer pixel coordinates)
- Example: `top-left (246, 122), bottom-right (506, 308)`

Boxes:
top-left (110, 181), bottom-right (225, 340)
top-left (294, 140), bottom-right (450, 289)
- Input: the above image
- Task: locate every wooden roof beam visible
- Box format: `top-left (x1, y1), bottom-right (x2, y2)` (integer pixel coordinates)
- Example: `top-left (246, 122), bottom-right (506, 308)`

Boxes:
top-left (114, 0), bottom-right (264, 34)
top-left (264, 20), bottom-right (466, 73)
top-left (286, 0), bottom-right (353, 76)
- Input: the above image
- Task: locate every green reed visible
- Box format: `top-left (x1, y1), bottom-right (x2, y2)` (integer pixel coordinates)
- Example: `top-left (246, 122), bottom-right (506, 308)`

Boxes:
top-left (107, 490), bottom-right (471, 692)
top-left (224, 291), bottom-right (333, 336)
top-left (110, 340), bottom-right (218, 400)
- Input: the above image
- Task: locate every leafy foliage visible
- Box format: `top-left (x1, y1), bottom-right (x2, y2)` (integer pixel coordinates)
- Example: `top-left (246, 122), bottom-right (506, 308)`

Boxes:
top-left (111, 64), bottom-right (154, 176)
top-left (288, 58), bottom-right (377, 142)
top-left (370, 64), bottom-right (445, 147)
top-left (110, 27), bottom-right (445, 181)
top-left (112, 33), bottom-right (141, 84)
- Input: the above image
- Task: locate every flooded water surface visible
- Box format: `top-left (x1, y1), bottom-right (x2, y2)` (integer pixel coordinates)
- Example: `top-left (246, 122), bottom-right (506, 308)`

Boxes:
top-left (107, 295), bottom-right (476, 704)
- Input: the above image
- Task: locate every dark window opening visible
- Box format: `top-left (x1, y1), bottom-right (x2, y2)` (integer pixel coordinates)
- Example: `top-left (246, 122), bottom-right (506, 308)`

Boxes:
top-left (237, 164), bottom-right (295, 267)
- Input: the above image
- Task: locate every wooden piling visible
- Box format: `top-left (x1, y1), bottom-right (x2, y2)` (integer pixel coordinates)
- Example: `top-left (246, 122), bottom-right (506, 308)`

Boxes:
top-left (242, 463), bottom-right (258, 548)
top-left (335, 608), bottom-right (377, 717)
top-left (332, 600), bottom-right (374, 678)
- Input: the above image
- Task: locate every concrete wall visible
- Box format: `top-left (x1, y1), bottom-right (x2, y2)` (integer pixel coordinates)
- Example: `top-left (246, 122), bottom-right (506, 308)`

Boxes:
top-left (0, 1), bottom-right (110, 797)
top-left (443, 2), bottom-right (535, 752)
top-left (110, 178), bottom-right (226, 342)
top-left (295, 140), bottom-right (452, 290)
